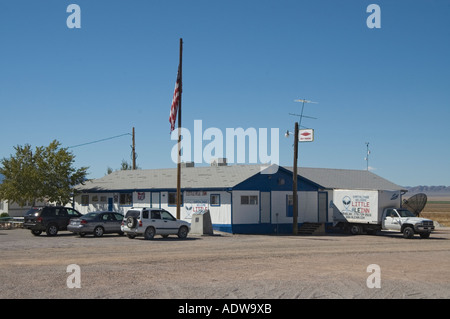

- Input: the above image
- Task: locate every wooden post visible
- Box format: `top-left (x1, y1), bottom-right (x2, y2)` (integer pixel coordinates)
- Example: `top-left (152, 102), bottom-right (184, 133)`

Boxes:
top-left (132, 127), bottom-right (136, 170)
top-left (293, 122), bottom-right (299, 235)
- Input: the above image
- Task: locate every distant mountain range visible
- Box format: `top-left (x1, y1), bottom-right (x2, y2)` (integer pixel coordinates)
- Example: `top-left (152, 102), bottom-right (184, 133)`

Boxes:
top-left (404, 185), bottom-right (450, 197)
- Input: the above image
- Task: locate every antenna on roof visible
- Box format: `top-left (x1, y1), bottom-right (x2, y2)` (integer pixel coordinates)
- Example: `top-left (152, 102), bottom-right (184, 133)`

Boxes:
top-left (365, 142), bottom-right (370, 171)
top-left (289, 99), bottom-right (319, 129)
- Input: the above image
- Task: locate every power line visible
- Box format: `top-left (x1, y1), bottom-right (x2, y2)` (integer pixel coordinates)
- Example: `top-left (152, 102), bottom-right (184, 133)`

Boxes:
top-left (68, 133), bottom-right (132, 149)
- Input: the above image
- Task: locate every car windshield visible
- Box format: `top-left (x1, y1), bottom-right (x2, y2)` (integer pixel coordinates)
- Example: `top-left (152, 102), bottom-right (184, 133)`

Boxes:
top-left (397, 209), bottom-right (416, 217)
top-left (83, 212), bottom-right (100, 218)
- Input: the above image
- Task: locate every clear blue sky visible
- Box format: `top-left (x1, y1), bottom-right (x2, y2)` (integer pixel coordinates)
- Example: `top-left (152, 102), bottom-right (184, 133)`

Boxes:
top-left (1, 0), bottom-right (449, 187)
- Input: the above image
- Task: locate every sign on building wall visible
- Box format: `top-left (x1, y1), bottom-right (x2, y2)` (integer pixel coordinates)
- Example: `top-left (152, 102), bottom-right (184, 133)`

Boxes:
top-left (137, 192), bottom-right (146, 201)
top-left (183, 191), bottom-right (209, 220)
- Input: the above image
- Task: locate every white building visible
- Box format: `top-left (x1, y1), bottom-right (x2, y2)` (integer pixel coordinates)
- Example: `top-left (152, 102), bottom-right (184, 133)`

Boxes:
top-left (74, 164), bottom-right (405, 234)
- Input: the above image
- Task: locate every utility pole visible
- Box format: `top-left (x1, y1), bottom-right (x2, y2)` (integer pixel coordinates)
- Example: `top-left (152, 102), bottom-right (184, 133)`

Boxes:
top-left (132, 127), bottom-right (136, 170)
top-left (288, 99), bottom-right (318, 235)
top-left (292, 122), bottom-right (299, 235)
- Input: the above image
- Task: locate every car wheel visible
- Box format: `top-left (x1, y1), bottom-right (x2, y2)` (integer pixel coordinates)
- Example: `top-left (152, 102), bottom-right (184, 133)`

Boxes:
top-left (31, 230), bottom-right (42, 236)
top-left (94, 226), bottom-right (104, 237)
top-left (177, 226), bottom-right (188, 239)
top-left (126, 216), bottom-right (137, 228)
top-left (144, 227), bottom-right (155, 240)
top-left (46, 224), bottom-right (59, 236)
top-left (349, 225), bottom-right (361, 235)
top-left (403, 226), bottom-right (414, 239)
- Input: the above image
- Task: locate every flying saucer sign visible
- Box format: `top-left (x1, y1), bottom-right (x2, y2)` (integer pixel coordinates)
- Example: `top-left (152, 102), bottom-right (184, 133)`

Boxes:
top-left (299, 129), bottom-right (314, 142)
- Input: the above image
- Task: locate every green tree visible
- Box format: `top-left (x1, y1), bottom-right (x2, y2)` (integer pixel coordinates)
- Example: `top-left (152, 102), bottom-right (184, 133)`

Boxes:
top-left (106, 160), bottom-right (139, 175)
top-left (120, 159), bottom-right (133, 171)
top-left (0, 140), bottom-right (88, 206)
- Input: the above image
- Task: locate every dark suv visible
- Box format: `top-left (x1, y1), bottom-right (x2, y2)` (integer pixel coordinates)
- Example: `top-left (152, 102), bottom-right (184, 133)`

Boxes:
top-left (23, 206), bottom-right (82, 236)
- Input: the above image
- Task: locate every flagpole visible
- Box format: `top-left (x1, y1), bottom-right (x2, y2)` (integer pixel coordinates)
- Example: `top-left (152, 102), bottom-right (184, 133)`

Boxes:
top-left (176, 38), bottom-right (183, 219)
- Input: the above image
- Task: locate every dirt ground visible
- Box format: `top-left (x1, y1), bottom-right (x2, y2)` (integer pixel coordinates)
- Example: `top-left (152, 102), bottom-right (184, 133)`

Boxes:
top-left (1, 227), bottom-right (450, 299)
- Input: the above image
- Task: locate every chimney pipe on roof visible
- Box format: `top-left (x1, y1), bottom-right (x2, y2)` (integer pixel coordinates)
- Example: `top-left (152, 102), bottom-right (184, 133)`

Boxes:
top-left (211, 158), bottom-right (227, 167)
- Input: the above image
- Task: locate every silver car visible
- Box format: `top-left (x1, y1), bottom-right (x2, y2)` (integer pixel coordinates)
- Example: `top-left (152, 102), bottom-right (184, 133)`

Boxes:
top-left (68, 211), bottom-right (124, 237)
top-left (121, 208), bottom-right (190, 240)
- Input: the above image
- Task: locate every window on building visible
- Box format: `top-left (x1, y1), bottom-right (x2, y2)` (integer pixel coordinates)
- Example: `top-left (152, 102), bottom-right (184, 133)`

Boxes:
top-left (210, 194), bottom-right (220, 206)
top-left (240, 195), bottom-right (258, 205)
top-left (168, 192), bottom-right (183, 206)
top-left (287, 194), bottom-right (293, 206)
top-left (119, 193), bottom-right (133, 206)
top-left (81, 195), bottom-right (89, 206)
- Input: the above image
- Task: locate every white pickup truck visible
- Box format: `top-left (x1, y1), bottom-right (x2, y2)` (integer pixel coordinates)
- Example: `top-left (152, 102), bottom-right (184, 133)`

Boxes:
top-left (332, 190), bottom-right (434, 239)
top-left (381, 207), bottom-right (434, 238)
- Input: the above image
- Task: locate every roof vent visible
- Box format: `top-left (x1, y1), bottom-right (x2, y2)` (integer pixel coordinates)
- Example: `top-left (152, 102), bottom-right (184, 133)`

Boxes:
top-left (181, 162), bottom-right (195, 168)
top-left (211, 158), bottom-right (227, 167)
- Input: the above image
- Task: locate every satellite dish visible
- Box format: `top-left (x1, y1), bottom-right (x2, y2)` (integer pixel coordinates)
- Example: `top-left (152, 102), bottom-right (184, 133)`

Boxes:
top-left (402, 193), bottom-right (427, 217)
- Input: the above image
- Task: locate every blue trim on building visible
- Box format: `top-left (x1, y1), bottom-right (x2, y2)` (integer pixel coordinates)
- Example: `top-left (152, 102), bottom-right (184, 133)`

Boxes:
top-left (214, 222), bottom-right (336, 235)
top-left (82, 187), bottom-right (233, 194)
top-left (224, 168), bottom-right (322, 234)
top-left (232, 167), bottom-right (319, 192)
top-left (212, 224), bottom-right (233, 233)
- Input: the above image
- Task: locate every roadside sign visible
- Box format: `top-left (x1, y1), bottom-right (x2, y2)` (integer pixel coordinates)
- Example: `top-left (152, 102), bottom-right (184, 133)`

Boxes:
top-left (299, 129), bottom-right (314, 142)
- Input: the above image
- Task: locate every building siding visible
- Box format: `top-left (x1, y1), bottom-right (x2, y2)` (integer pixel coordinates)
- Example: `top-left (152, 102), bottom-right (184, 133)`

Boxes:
top-left (72, 165), bottom-right (403, 235)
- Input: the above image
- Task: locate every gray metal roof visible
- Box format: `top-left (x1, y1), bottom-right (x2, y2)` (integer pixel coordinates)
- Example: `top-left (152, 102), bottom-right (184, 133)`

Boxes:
top-left (289, 167), bottom-right (405, 191)
top-left (77, 165), bottom-right (265, 192)
top-left (76, 165), bottom-right (404, 192)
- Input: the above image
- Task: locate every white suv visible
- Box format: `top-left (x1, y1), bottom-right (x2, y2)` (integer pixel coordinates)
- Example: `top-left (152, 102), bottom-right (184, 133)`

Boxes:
top-left (121, 208), bottom-right (190, 240)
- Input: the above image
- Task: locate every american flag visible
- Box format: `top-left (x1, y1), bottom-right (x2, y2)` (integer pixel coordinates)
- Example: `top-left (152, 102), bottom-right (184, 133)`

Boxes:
top-left (169, 66), bottom-right (181, 132)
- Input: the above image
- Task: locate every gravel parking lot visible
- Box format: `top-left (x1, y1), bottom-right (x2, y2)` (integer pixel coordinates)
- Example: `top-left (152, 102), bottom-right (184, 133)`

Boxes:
top-left (1, 227), bottom-right (450, 299)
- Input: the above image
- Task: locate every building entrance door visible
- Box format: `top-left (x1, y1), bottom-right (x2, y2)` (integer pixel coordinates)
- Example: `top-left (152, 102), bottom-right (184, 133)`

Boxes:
top-left (260, 192), bottom-right (270, 223)
top-left (318, 192), bottom-right (328, 223)
top-left (151, 192), bottom-right (160, 208)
